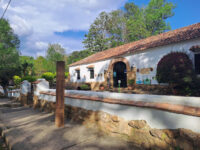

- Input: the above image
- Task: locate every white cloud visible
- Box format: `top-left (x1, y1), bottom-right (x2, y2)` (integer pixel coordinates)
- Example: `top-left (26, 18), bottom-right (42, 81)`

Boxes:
top-left (9, 15), bottom-right (33, 36)
top-left (35, 42), bottom-right (48, 50)
top-left (0, 0), bottom-right (127, 57)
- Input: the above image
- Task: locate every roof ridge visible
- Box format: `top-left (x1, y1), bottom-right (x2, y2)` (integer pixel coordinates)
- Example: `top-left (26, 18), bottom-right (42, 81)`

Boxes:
top-left (69, 22), bottom-right (200, 67)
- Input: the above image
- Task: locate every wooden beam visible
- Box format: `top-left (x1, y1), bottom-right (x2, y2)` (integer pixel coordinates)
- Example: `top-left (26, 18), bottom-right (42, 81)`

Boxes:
top-left (55, 61), bottom-right (65, 127)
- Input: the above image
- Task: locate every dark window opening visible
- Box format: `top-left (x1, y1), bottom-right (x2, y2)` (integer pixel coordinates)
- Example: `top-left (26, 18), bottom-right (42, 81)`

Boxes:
top-left (195, 54), bottom-right (200, 74)
top-left (76, 70), bottom-right (80, 80)
top-left (89, 68), bottom-right (94, 79)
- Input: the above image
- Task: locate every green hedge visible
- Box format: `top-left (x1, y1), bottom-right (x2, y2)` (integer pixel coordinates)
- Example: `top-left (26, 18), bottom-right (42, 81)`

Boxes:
top-left (21, 76), bottom-right (37, 82)
top-left (41, 72), bottom-right (55, 82)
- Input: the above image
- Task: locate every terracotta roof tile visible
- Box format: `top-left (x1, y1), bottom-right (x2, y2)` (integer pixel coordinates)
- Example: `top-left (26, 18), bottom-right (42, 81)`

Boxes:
top-left (69, 23), bottom-right (200, 67)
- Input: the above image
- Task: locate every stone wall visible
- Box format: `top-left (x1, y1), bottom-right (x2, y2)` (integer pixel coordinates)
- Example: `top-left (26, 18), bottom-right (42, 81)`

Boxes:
top-left (34, 98), bottom-right (200, 150)
top-left (134, 84), bottom-right (172, 95)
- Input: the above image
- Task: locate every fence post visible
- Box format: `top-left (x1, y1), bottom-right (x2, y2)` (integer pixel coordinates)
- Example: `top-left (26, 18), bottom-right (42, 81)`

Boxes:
top-left (55, 61), bottom-right (65, 127)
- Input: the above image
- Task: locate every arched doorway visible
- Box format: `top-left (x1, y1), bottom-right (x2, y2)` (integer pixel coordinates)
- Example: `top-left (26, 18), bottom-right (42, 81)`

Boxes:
top-left (113, 62), bottom-right (127, 87)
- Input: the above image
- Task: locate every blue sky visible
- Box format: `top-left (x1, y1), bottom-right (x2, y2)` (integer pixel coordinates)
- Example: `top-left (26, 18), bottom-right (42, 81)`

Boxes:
top-left (0, 0), bottom-right (200, 57)
top-left (131, 0), bottom-right (200, 30)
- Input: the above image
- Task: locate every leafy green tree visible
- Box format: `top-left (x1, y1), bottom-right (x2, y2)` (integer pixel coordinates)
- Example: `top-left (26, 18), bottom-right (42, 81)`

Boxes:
top-left (34, 56), bottom-right (49, 76)
top-left (0, 19), bottom-right (21, 93)
top-left (125, 3), bottom-right (151, 41)
top-left (46, 43), bottom-right (66, 72)
top-left (20, 56), bottom-right (34, 76)
top-left (144, 0), bottom-right (175, 35)
top-left (67, 49), bottom-right (93, 65)
top-left (66, 49), bottom-right (93, 71)
top-left (83, 11), bottom-right (127, 52)
top-left (46, 44), bottom-right (65, 62)
top-left (83, 0), bottom-right (175, 52)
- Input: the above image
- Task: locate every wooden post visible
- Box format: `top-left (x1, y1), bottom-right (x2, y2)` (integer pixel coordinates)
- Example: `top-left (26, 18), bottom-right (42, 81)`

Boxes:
top-left (55, 61), bottom-right (65, 127)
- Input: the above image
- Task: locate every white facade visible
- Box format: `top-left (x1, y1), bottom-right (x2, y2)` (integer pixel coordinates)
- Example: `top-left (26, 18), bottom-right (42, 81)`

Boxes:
top-left (70, 59), bottom-right (111, 83)
top-left (69, 38), bottom-right (200, 85)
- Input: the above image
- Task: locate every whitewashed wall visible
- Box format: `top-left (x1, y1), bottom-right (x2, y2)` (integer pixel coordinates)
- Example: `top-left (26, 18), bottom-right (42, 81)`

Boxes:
top-left (69, 38), bottom-right (200, 84)
top-left (34, 79), bottom-right (49, 96)
top-left (21, 80), bottom-right (31, 95)
top-left (39, 89), bottom-right (200, 133)
top-left (70, 59), bottom-right (111, 83)
top-left (8, 80), bottom-right (31, 98)
top-left (8, 89), bottom-right (20, 98)
top-left (0, 85), bottom-right (4, 95)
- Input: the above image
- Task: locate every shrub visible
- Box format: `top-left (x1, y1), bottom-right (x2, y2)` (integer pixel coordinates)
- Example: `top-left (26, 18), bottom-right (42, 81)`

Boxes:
top-left (156, 52), bottom-right (200, 96)
top-left (13, 75), bottom-right (21, 87)
top-left (156, 52), bottom-right (194, 84)
top-left (80, 84), bottom-right (91, 90)
top-left (53, 73), bottom-right (56, 79)
top-left (128, 79), bottom-right (135, 86)
top-left (21, 76), bottom-right (37, 82)
top-left (41, 72), bottom-right (55, 82)
top-left (65, 72), bottom-right (69, 79)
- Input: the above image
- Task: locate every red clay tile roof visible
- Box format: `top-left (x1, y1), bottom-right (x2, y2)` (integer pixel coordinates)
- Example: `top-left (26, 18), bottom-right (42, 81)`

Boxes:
top-left (69, 23), bottom-right (200, 67)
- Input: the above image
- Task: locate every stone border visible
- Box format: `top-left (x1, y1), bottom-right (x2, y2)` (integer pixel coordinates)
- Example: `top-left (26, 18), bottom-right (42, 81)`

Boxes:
top-left (40, 91), bottom-right (200, 117)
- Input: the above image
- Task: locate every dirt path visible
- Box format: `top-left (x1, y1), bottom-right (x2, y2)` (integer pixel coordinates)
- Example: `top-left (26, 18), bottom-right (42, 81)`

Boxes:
top-left (0, 98), bottom-right (141, 150)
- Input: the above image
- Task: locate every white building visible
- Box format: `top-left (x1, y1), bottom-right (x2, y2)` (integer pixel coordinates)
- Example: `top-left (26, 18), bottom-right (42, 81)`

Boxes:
top-left (69, 23), bottom-right (200, 90)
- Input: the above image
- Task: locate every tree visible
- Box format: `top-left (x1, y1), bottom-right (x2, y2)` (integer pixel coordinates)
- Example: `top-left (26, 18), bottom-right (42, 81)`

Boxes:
top-left (144, 0), bottom-right (175, 35)
top-left (46, 43), bottom-right (65, 62)
top-left (83, 0), bottom-right (175, 52)
top-left (125, 3), bottom-right (151, 41)
top-left (20, 56), bottom-right (34, 76)
top-left (83, 11), bottom-right (127, 52)
top-left (46, 43), bottom-right (66, 72)
top-left (0, 19), bottom-right (20, 93)
top-left (66, 49), bottom-right (93, 71)
top-left (34, 56), bottom-right (48, 76)
top-left (67, 50), bottom-right (93, 65)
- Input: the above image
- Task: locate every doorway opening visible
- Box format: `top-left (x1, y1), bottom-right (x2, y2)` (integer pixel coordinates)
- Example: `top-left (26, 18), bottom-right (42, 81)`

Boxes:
top-left (113, 62), bottom-right (127, 87)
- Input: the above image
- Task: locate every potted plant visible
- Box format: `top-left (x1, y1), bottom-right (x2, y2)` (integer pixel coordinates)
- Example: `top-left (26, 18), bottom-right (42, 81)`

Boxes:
top-left (99, 84), bottom-right (105, 91)
top-left (127, 79), bottom-right (135, 90)
top-left (144, 78), bottom-right (151, 85)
